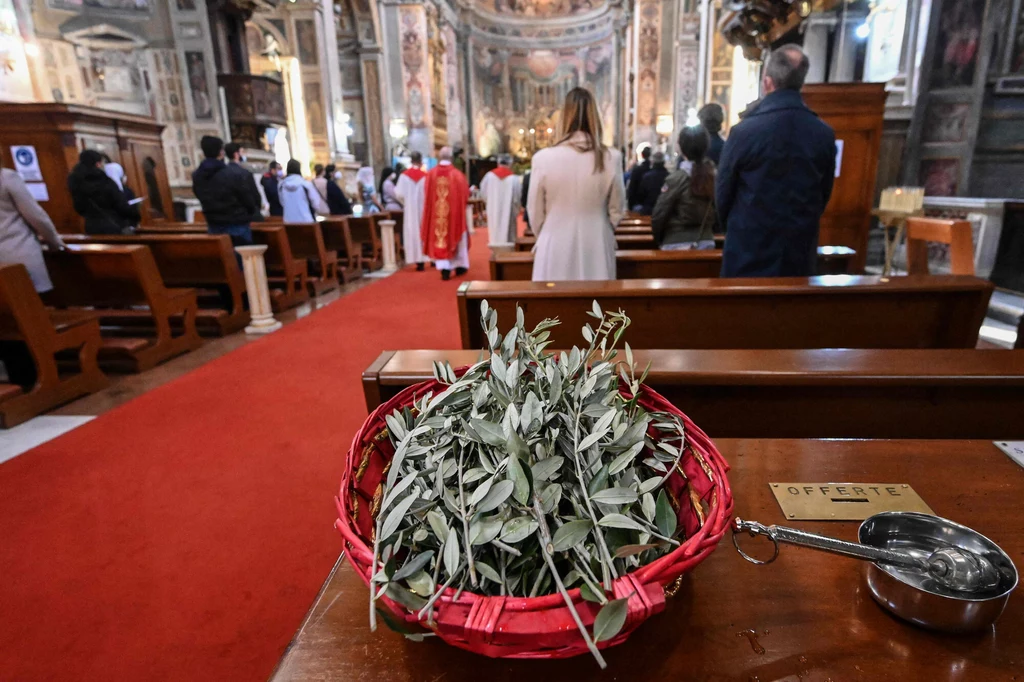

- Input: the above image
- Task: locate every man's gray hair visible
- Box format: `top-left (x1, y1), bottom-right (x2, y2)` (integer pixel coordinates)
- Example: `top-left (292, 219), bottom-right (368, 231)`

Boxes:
top-left (438, 146), bottom-right (453, 161)
top-left (764, 43), bottom-right (810, 91)
top-left (497, 154), bottom-right (512, 166)
top-left (651, 151), bottom-right (666, 166)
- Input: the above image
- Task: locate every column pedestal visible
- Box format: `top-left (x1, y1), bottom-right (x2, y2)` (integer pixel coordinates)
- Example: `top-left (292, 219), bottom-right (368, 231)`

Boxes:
top-left (379, 220), bottom-right (399, 273)
top-left (236, 245), bottom-right (283, 334)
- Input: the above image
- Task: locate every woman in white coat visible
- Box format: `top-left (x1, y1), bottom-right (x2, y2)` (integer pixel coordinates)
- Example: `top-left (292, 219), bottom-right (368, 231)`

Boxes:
top-left (527, 87), bottom-right (625, 281)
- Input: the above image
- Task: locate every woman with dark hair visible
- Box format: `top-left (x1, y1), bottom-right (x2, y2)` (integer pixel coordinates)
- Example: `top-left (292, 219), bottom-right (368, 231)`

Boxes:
top-left (651, 126), bottom-right (720, 250)
top-left (278, 159), bottom-right (322, 222)
top-left (379, 166), bottom-right (402, 211)
top-left (323, 164), bottom-right (353, 215)
top-left (526, 87), bottom-right (625, 281)
top-left (68, 149), bottom-right (140, 234)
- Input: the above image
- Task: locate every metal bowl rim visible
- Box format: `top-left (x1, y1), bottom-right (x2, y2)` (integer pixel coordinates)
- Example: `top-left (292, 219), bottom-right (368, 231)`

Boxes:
top-left (857, 511), bottom-right (1019, 602)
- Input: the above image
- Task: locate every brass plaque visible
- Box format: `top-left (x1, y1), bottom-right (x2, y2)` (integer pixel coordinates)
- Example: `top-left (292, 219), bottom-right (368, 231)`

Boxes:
top-left (770, 483), bottom-right (934, 521)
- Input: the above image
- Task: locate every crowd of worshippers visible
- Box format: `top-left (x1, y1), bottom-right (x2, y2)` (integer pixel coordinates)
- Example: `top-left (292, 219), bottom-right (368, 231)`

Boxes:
top-left (0, 43), bottom-right (834, 296)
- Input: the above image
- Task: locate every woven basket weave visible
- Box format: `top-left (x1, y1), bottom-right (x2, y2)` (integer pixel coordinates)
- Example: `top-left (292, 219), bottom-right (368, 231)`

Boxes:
top-left (335, 370), bottom-right (734, 659)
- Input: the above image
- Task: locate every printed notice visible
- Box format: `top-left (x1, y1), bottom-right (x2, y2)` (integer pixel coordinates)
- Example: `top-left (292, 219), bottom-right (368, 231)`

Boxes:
top-left (834, 139), bottom-right (844, 178)
top-left (11, 146), bottom-right (43, 182)
top-left (25, 182), bottom-right (49, 202)
top-left (994, 441), bottom-right (1024, 469)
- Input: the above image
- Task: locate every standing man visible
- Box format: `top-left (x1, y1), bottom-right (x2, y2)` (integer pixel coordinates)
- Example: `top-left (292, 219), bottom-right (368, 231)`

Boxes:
top-left (697, 103), bottom-right (726, 165)
top-left (262, 161), bottom-right (284, 217)
top-left (394, 151), bottom-right (428, 271)
top-left (224, 142), bottom-right (262, 223)
top-left (192, 136), bottom-right (257, 246)
top-left (626, 145), bottom-right (651, 212)
top-left (480, 154), bottom-right (521, 247)
top-left (717, 44), bottom-right (836, 278)
top-left (420, 146), bottom-right (470, 281)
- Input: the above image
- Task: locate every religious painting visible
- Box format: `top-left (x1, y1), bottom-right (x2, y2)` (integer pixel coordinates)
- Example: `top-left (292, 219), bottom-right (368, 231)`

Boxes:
top-left (399, 5), bottom-right (431, 131)
top-left (930, 0), bottom-right (984, 89)
top-left (184, 50), bottom-right (213, 120)
top-left (296, 20), bottom-right (318, 66)
top-left (485, 0), bottom-right (599, 17)
top-left (50, 0), bottom-right (151, 10)
top-left (304, 82), bottom-right (326, 136)
top-left (1012, 7), bottom-right (1024, 73)
top-left (920, 158), bottom-right (960, 196)
top-left (922, 102), bottom-right (970, 143)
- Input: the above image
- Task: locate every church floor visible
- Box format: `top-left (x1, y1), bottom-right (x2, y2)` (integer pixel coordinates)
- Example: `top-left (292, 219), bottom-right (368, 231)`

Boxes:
top-left (0, 230), bottom-right (492, 682)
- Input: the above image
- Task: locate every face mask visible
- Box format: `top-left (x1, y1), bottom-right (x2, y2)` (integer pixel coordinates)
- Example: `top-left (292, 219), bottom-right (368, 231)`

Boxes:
top-left (240, 154), bottom-right (247, 162)
top-left (276, 169), bottom-right (284, 178)
top-left (333, 171), bottom-right (342, 180)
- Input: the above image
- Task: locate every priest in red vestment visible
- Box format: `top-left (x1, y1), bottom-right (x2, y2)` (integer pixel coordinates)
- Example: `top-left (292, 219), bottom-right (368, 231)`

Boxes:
top-left (420, 146), bottom-right (470, 280)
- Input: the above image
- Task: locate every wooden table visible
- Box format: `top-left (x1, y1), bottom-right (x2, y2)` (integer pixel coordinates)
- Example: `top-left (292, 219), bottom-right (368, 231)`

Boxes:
top-left (271, 439), bottom-right (1024, 681)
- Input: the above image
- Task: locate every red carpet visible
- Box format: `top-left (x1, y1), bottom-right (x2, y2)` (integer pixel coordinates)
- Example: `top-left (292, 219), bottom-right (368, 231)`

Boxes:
top-left (0, 229), bottom-right (492, 681)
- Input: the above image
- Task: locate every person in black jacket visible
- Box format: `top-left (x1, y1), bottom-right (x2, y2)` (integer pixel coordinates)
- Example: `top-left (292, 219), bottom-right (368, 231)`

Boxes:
top-left (224, 142), bottom-right (263, 223)
top-left (697, 103), bottom-right (726, 165)
top-left (192, 136), bottom-right (257, 247)
top-left (718, 44), bottom-right (836, 278)
top-left (68, 150), bottom-right (140, 234)
top-left (520, 170), bottom-right (531, 234)
top-left (323, 164), bottom-right (353, 215)
top-left (636, 151), bottom-right (670, 215)
top-left (625, 145), bottom-right (651, 211)
top-left (261, 161), bottom-right (283, 216)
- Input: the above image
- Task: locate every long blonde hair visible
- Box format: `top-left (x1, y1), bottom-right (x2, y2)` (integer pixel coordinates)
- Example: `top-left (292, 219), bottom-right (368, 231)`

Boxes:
top-left (556, 87), bottom-right (607, 173)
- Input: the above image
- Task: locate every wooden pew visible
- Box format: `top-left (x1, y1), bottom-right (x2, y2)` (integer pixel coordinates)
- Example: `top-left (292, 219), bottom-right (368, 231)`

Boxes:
top-left (457, 275), bottom-right (992, 350)
top-left (283, 223), bottom-right (339, 296)
top-left (62, 234), bottom-right (249, 336)
top-left (906, 217), bottom-right (975, 276)
top-left (138, 223), bottom-right (207, 235)
top-left (490, 247), bottom-right (856, 280)
top-left (251, 226), bottom-right (310, 312)
top-left (362, 348), bottom-right (1024, 439)
top-left (45, 244), bottom-right (202, 372)
top-left (0, 264), bottom-right (108, 427)
top-left (347, 215), bottom-right (383, 271)
top-left (515, 233), bottom-right (656, 251)
top-left (319, 217), bottom-right (362, 283)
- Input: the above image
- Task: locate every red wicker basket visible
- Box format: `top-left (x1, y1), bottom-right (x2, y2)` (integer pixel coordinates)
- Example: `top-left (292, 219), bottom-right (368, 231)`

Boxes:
top-left (335, 370), bottom-right (734, 659)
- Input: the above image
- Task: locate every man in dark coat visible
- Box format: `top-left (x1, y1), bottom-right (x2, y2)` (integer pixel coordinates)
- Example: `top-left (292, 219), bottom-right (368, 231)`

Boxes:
top-left (717, 44), bottom-right (836, 278)
top-left (224, 142), bottom-right (263, 223)
top-left (697, 103), bottom-right (726, 165)
top-left (261, 161), bottom-right (284, 217)
top-left (626, 146), bottom-right (652, 211)
top-left (192, 136), bottom-right (258, 247)
top-left (636, 151), bottom-right (670, 215)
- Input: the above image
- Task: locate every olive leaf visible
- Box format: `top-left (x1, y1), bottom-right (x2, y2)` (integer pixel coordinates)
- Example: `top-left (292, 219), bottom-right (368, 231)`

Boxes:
top-left (551, 519), bottom-right (593, 552)
top-left (655, 489), bottom-right (677, 538)
top-left (393, 550), bottom-right (435, 582)
top-left (475, 479), bottom-right (514, 513)
top-left (597, 513), bottom-right (646, 532)
top-left (500, 516), bottom-right (539, 544)
top-left (592, 598), bottom-right (629, 642)
top-left (443, 526), bottom-right (461, 576)
top-left (590, 487), bottom-right (639, 505)
top-left (379, 493), bottom-right (419, 541)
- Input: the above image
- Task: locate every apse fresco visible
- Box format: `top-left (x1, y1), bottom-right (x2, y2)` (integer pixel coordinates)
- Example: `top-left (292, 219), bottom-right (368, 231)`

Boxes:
top-left (471, 41), bottom-right (614, 157)
top-left (478, 0), bottom-right (603, 17)
top-left (930, 0), bottom-right (984, 88)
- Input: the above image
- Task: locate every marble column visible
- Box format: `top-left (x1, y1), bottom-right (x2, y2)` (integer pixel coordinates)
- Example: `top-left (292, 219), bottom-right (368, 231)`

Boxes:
top-left (236, 245), bottom-right (283, 334)
top-left (379, 219), bottom-right (399, 272)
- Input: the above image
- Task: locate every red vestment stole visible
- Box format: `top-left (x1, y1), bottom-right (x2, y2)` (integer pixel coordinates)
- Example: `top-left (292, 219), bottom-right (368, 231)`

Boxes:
top-left (420, 164), bottom-right (469, 259)
top-left (402, 167), bottom-right (426, 183)
top-left (488, 167), bottom-right (515, 180)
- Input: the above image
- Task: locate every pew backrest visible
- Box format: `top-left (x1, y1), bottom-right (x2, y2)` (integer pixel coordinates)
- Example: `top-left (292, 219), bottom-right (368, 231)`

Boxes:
top-left (457, 275), bottom-right (993, 350)
top-left (45, 244), bottom-right (174, 308)
top-left (283, 222), bottom-right (329, 261)
top-left (906, 217), bottom-right (975, 276)
top-left (0, 264), bottom-right (56, 346)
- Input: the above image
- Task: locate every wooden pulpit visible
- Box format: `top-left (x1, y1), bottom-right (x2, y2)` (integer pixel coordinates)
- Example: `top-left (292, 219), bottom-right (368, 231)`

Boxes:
top-left (802, 83), bottom-right (886, 273)
top-left (0, 103), bottom-right (174, 233)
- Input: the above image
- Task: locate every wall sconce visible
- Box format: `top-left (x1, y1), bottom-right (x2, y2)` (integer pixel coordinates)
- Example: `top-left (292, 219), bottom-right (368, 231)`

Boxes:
top-left (389, 118), bottom-right (408, 142)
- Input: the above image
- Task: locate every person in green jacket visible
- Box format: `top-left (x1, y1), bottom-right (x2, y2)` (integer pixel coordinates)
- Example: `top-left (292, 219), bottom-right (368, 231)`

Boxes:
top-left (651, 126), bottom-right (720, 250)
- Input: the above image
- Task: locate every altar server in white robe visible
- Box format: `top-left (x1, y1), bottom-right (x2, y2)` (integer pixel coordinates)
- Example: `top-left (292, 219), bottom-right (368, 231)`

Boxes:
top-left (394, 151), bottom-right (429, 270)
top-left (528, 87), bottom-right (624, 281)
top-left (480, 154), bottom-right (522, 247)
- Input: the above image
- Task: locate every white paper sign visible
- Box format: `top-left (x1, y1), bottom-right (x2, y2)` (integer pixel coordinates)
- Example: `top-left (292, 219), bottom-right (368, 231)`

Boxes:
top-left (25, 182), bottom-right (49, 202)
top-left (834, 139), bottom-right (844, 178)
top-left (10, 146), bottom-right (43, 182)
top-left (994, 441), bottom-right (1024, 469)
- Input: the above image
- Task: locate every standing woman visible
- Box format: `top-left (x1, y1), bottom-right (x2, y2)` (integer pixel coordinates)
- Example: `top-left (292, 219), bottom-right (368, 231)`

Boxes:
top-left (528, 87), bottom-right (624, 281)
top-left (0, 161), bottom-right (65, 292)
top-left (356, 166), bottom-right (382, 214)
top-left (651, 126), bottom-right (720, 250)
top-left (380, 167), bottom-right (402, 211)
